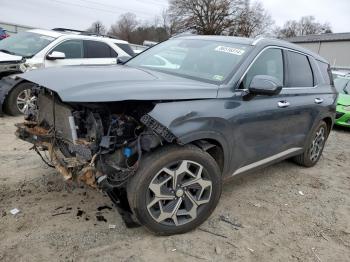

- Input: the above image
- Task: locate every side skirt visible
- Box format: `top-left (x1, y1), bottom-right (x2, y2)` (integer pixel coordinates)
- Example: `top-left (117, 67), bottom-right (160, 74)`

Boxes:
top-left (227, 147), bottom-right (304, 179)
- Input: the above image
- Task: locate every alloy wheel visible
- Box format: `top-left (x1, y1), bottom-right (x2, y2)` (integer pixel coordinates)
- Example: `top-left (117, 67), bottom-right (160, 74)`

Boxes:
top-left (16, 89), bottom-right (37, 114)
top-left (309, 126), bottom-right (326, 162)
top-left (146, 160), bottom-right (212, 226)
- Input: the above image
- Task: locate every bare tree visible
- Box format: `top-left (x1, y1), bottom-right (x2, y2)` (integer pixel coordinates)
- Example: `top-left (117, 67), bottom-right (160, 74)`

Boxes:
top-left (168, 0), bottom-right (240, 35)
top-left (275, 16), bottom-right (332, 38)
top-left (160, 9), bottom-right (182, 36)
top-left (274, 20), bottom-right (299, 38)
top-left (229, 0), bottom-right (274, 37)
top-left (86, 21), bottom-right (107, 35)
top-left (109, 12), bottom-right (139, 41)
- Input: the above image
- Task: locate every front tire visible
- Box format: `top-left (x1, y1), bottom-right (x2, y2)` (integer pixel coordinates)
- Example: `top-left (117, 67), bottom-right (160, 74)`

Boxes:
top-left (127, 145), bottom-right (222, 235)
top-left (293, 121), bottom-right (329, 167)
top-left (4, 82), bottom-right (36, 116)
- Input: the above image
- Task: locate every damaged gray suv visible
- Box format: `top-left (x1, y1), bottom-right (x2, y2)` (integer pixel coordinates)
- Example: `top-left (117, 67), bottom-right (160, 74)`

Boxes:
top-left (15, 35), bottom-right (337, 235)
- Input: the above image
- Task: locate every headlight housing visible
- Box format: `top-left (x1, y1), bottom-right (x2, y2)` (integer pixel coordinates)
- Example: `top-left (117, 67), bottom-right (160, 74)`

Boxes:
top-left (343, 105), bottom-right (350, 112)
top-left (19, 63), bottom-right (43, 72)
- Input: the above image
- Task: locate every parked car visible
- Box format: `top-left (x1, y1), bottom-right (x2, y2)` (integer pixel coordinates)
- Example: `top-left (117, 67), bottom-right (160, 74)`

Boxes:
top-left (0, 28), bottom-right (133, 115)
top-left (0, 28), bottom-right (9, 40)
top-left (334, 77), bottom-right (350, 127)
top-left (129, 43), bottom-right (148, 54)
top-left (15, 35), bottom-right (336, 235)
top-left (332, 70), bottom-right (350, 80)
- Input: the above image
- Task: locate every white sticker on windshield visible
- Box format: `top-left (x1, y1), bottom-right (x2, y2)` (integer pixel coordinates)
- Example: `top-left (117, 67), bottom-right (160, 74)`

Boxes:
top-left (213, 75), bottom-right (224, 81)
top-left (215, 46), bottom-right (245, 55)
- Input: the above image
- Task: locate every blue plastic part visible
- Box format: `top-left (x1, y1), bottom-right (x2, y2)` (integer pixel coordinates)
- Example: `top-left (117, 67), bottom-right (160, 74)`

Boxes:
top-left (123, 147), bottom-right (133, 158)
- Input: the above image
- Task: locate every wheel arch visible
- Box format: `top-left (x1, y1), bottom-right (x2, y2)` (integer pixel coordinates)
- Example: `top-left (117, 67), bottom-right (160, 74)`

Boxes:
top-left (322, 116), bottom-right (333, 136)
top-left (0, 77), bottom-right (26, 113)
top-left (177, 132), bottom-right (230, 176)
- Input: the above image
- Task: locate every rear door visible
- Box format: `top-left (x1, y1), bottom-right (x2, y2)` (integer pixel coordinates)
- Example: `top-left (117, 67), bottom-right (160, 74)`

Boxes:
top-left (280, 50), bottom-right (330, 149)
top-left (82, 40), bottom-right (118, 65)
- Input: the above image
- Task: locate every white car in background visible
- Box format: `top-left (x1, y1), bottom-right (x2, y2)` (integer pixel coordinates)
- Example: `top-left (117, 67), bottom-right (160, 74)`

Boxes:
top-left (0, 28), bottom-right (134, 115)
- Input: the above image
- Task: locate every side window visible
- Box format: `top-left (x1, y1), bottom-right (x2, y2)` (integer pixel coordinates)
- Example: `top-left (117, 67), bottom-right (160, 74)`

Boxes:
top-left (51, 40), bottom-right (83, 59)
top-left (115, 43), bottom-right (135, 56)
top-left (317, 60), bottom-right (332, 85)
top-left (286, 51), bottom-right (314, 87)
top-left (84, 40), bottom-right (118, 58)
top-left (241, 48), bottom-right (284, 89)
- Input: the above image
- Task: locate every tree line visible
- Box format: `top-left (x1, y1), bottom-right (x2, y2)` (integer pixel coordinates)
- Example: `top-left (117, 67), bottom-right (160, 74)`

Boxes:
top-left (86, 0), bottom-right (332, 44)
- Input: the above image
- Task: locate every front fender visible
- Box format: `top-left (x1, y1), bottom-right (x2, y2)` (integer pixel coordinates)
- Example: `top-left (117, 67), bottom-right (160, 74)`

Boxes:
top-left (148, 99), bottom-right (233, 176)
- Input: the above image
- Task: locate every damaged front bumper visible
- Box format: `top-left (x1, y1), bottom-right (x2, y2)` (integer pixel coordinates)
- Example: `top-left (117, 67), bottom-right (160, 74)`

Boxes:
top-left (15, 121), bottom-right (99, 187)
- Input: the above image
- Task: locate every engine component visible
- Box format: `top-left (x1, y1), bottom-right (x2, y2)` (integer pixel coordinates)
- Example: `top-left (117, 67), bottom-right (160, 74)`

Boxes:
top-left (68, 116), bottom-right (78, 144)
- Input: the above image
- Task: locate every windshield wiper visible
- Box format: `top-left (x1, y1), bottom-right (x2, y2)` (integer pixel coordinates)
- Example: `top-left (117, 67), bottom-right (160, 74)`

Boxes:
top-left (0, 49), bottom-right (17, 56)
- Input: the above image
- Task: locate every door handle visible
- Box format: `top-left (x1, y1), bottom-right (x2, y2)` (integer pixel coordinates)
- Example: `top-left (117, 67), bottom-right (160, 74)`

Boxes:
top-left (315, 98), bottom-right (324, 104)
top-left (278, 101), bottom-right (290, 108)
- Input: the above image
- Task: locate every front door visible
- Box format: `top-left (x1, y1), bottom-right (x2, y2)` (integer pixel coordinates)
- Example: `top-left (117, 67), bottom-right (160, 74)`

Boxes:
top-left (45, 39), bottom-right (85, 68)
top-left (227, 47), bottom-right (307, 174)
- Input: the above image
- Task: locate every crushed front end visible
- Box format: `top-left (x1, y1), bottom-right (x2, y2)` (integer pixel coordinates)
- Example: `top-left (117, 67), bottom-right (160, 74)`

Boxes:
top-left (16, 87), bottom-right (175, 226)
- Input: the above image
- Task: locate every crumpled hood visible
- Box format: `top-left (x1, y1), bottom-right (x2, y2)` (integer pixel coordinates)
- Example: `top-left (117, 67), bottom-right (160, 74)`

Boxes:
top-left (0, 51), bottom-right (23, 63)
top-left (19, 65), bottom-right (218, 102)
top-left (337, 93), bottom-right (350, 106)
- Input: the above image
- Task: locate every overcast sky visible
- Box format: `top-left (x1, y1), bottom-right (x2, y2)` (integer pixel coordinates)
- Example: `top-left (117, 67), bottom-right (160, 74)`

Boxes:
top-left (1, 0), bottom-right (349, 33)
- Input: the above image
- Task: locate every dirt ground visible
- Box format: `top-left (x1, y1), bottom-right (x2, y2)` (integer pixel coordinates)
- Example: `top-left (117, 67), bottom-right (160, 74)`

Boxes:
top-left (0, 116), bottom-right (349, 262)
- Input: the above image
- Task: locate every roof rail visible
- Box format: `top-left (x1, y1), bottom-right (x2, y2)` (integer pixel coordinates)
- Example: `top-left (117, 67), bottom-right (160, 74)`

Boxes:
top-left (252, 37), bottom-right (265, 45)
top-left (52, 28), bottom-right (86, 34)
top-left (52, 28), bottom-right (120, 40)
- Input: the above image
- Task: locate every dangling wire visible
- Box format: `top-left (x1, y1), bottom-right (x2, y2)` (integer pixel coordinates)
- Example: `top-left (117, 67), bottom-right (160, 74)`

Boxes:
top-left (30, 145), bottom-right (55, 168)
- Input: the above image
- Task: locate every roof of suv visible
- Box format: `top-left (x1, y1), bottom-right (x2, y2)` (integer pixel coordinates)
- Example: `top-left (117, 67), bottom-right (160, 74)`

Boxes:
top-left (27, 28), bottom-right (129, 44)
top-left (176, 35), bottom-right (328, 63)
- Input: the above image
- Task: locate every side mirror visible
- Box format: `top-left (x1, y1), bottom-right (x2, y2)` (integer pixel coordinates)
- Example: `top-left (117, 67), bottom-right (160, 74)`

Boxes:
top-left (46, 51), bottom-right (66, 60)
top-left (117, 56), bottom-right (131, 64)
top-left (249, 75), bottom-right (283, 96)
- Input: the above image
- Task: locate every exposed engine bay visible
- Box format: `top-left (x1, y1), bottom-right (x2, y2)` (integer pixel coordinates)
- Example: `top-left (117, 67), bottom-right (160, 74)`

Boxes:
top-left (15, 87), bottom-right (177, 226)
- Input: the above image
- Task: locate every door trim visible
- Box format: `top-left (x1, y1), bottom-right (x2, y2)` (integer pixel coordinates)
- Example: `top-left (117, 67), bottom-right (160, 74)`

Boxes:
top-left (232, 147), bottom-right (303, 176)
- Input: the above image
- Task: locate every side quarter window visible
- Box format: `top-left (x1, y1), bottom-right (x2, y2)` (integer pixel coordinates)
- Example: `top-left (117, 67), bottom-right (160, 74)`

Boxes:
top-left (316, 60), bottom-right (332, 85)
top-left (84, 40), bottom-right (118, 58)
top-left (285, 51), bottom-right (314, 87)
top-left (50, 40), bottom-right (84, 59)
top-left (241, 48), bottom-right (284, 89)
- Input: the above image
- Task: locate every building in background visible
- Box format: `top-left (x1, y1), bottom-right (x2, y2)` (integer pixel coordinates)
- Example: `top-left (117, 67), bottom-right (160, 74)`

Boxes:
top-left (287, 33), bottom-right (350, 70)
top-left (0, 21), bottom-right (33, 36)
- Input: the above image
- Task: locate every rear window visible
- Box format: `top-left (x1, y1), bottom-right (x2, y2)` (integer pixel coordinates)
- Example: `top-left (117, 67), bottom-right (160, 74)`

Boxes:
top-left (115, 43), bottom-right (134, 56)
top-left (84, 40), bottom-right (118, 58)
top-left (317, 60), bottom-right (332, 85)
top-left (286, 51), bottom-right (314, 87)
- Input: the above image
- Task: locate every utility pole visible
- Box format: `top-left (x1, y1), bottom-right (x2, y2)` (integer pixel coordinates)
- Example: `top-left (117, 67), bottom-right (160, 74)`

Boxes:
top-left (95, 23), bottom-right (101, 34)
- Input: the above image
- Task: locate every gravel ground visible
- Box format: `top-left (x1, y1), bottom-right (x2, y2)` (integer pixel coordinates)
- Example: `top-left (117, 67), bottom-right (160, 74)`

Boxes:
top-left (0, 116), bottom-right (349, 262)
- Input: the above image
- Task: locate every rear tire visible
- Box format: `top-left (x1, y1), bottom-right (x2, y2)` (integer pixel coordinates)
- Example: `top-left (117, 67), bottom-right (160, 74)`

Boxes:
top-left (293, 121), bottom-right (328, 167)
top-left (4, 82), bottom-right (36, 116)
top-left (127, 145), bottom-right (222, 235)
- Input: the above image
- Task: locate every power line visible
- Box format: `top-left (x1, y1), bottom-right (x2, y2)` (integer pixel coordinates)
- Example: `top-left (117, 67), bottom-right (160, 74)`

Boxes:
top-left (133, 0), bottom-right (168, 7)
top-left (77, 0), bottom-right (168, 9)
top-left (49, 0), bottom-right (155, 20)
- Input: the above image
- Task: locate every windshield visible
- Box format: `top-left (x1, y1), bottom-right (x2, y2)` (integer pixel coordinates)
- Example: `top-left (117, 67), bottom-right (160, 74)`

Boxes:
top-left (334, 77), bottom-right (350, 94)
top-left (0, 32), bottom-right (55, 57)
top-left (127, 39), bottom-right (251, 83)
